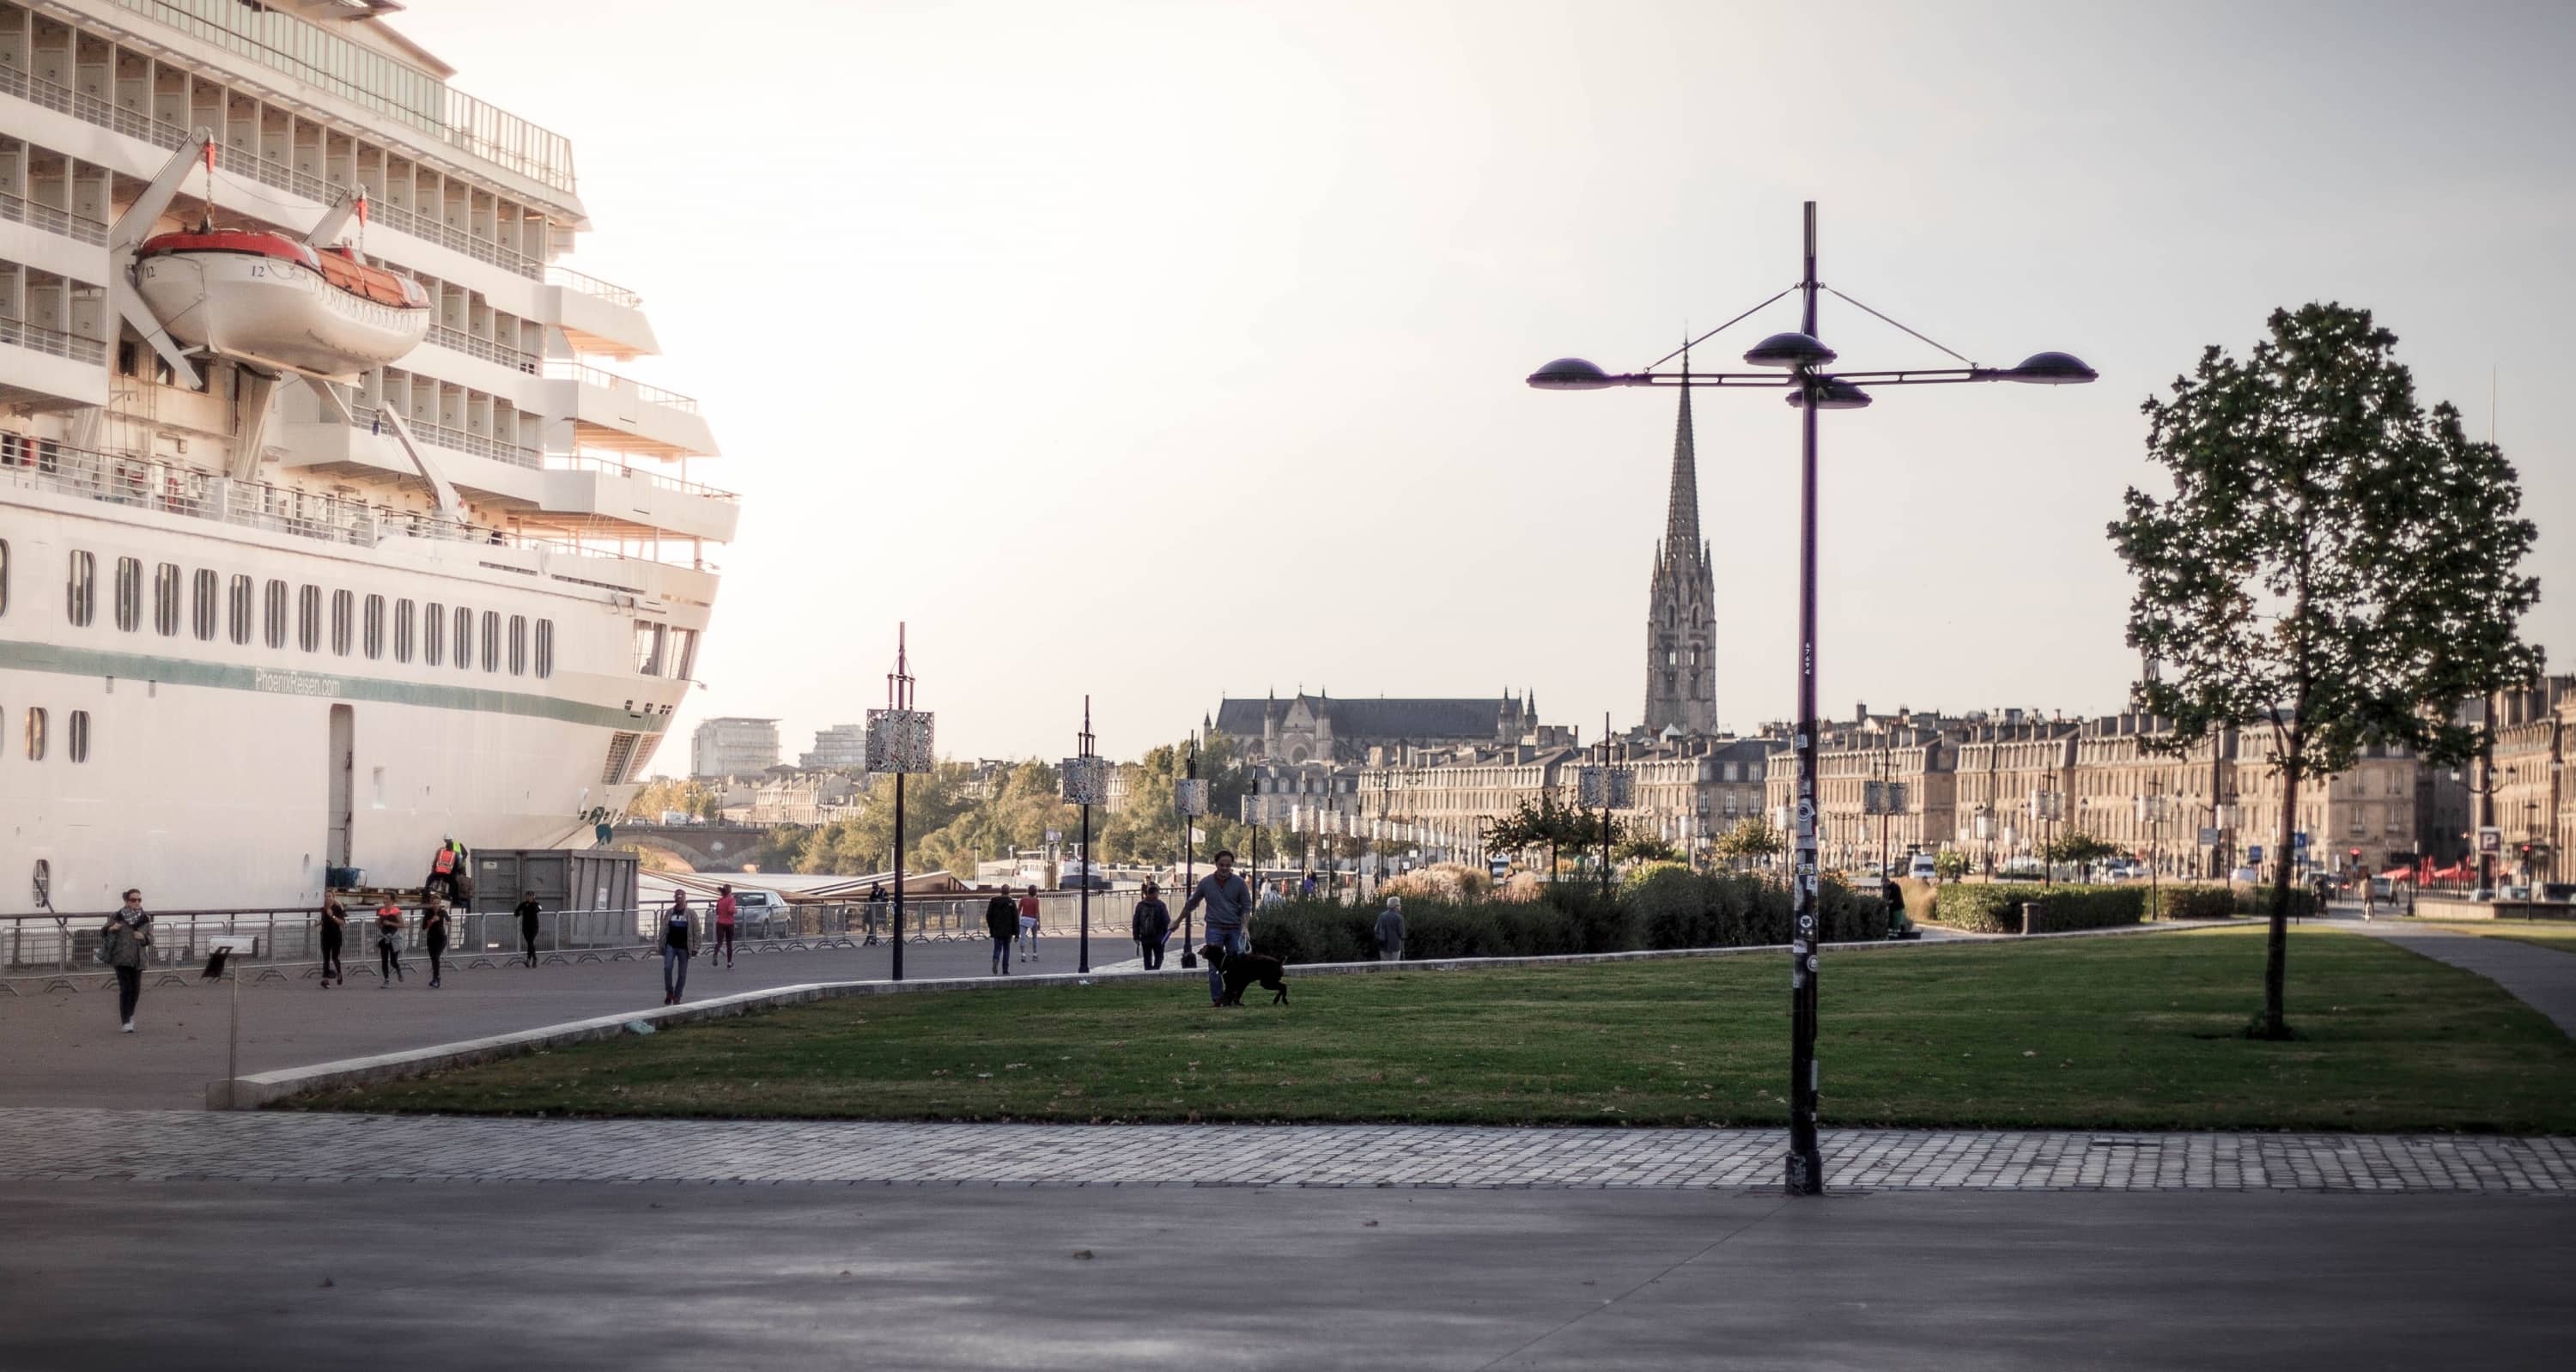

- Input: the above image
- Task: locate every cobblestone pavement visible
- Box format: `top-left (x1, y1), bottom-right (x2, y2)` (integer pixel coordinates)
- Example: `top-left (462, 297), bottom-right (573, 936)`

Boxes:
top-left (7, 1108), bottom-right (2567, 1192)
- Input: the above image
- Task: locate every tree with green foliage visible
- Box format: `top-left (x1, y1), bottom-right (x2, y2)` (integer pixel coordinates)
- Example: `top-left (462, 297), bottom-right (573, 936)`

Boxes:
top-left (2041, 830), bottom-right (2123, 870)
top-left (1710, 815), bottom-right (1784, 869)
top-left (2111, 302), bottom-right (2542, 1039)
top-left (1932, 848), bottom-right (1968, 883)
top-left (1618, 831), bottom-right (1681, 864)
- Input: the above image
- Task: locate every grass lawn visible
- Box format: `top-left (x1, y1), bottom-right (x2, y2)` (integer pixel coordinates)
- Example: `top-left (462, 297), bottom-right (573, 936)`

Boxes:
top-left (299, 927), bottom-right (2576, 1132)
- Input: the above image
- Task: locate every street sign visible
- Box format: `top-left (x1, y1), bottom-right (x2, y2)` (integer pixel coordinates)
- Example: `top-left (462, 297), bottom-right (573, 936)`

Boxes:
top-left (2197, 827), bottom-right (2221, 846)
top-left (1176, 779), bottom-right (1211, 817)
top-left (2293, 831), bottom-right (2308, 850)
top-left (2249, 845), bottom-right (2264, 863)
top-left (2477, 827), bottom-right (2503, 854)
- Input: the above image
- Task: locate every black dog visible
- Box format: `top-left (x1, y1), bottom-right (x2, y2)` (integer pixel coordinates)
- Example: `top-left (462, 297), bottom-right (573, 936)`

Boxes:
top-left (1201, 944), bottom-right (1290, 1005)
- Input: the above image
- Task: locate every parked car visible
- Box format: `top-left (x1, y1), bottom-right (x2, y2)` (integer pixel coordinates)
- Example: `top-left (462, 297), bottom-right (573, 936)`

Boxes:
top-left (728, 889), bottom-right (791, 937)
top-left (1905, 854), bottom-right (1938, 881)
top-left (1997, 858), bottom-right (2046, 880)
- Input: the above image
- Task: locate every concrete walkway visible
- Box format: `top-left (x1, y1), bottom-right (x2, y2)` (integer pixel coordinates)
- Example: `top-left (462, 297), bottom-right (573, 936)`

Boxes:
top-left (2347, 922), bottom-right (2576, 1038)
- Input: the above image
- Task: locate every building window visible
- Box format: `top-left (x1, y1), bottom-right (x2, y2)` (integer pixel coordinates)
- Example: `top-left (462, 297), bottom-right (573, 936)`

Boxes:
top-left (535, 619), bottom-right (554, 678)
top-left (453, 606), bottom-right (473, 671)
top-left (67, 551), bottom-right (94, 628)
top-left (191, 569), bottom-right (218, 640)
top-left (507, 614), bottom-right (526, 675)
top-left (228, 574), bottom-right (252, 646)
top-left (68, 709), bottom-right (88, 763)
top-left (264, 579), bottom-right (289, 649)
top-left (363, 594), bottom-right (386, 659)
top-left (331, 590), bottom-right (355, 656)
top-left (114, 556), bottom-right (142, 632)
top-left (23, 707), bottom-right (44, 761)
top-left (299, 585), bottom-right (322, 653)
top-left (481, 610), bottom-right (500, 673)
top-left (424, 601), bottom-right (446, 666)
top-left (394, 598), bottom-right (415, 663)
top-left (151, 562), bottom-right (180, 637)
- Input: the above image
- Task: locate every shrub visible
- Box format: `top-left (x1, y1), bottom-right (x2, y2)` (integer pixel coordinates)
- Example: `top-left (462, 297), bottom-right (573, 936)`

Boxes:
top-left (1934, 883), bottom-right (2144, 934)
top-left (2154, 886), bottom-right (2236, 920)
top-left (2233, 885), bottom-right (2320, 920)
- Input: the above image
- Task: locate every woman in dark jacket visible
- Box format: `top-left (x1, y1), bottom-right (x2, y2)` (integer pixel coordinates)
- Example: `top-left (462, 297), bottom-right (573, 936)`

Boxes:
top-left (1131, 882), bottom-right (1172, 970)
top-left (318, 895), bottom-right (348, 987)
top-left (421, 898), bottom-right (451, 988)
top-left (983, 890), bottom-right (1019, 975)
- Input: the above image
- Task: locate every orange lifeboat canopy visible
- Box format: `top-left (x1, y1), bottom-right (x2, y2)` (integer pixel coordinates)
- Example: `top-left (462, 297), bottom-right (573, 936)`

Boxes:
top-left (137, 230), bottom-right (428, 311)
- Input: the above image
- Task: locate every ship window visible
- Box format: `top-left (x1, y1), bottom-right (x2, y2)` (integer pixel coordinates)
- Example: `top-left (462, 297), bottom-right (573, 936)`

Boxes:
top-left (423, 601), bottom-right (445, 666)
top-left (394, 598), bottom-right (415, 663)
top-left (67, 551), bottom-right (94, 628)
top-left (68, 710), bottom-right (89, 763)
top-left (24, 707), bottom-right (44, 762)
top-left (507, 615), bottom-right (526, 675)
top-left (363, 594), bottom-right (386, 659)
top-left (453, 606), bottom-right (472, 671)
top-left (264, 580), bottom-right (289, 649)
top-left (228, 575), bottom-right (252, 645)
top-left (0, 538), bottom-right (9, 617)
top-left (114, 557), bottom-right (142, 632)
top-left (299, 585), bottom-right (322, 653)
top-left (481, 610), bottom-right (500, 673)
top-left (191, 569), bottom-right (218, 640)
top-left (154, 563), bottom-right (181, 637)
top-left (671, 628), bottom-right (699, 682)
top-left (331, 590), bottom-right (354, 657)
top-left (633, 619), bottom-right (665, 676)
top-left (535, 619), bottom-right (554, 678)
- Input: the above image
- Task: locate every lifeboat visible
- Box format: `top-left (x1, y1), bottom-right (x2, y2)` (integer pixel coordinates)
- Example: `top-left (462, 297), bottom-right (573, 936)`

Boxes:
top-left (132, 228), bottom-right (429, 378)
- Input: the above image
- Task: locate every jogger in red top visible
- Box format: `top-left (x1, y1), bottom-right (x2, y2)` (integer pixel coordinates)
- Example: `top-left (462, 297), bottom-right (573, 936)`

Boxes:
top-left (713, 884), bottom-right (738, 968)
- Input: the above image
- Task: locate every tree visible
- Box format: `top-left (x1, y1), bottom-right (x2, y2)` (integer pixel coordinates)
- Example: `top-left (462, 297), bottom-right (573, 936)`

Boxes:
top-left (1711, 815), bottom-right (1784, 868)
top-left (1932, 849), bottom-right (1968, 883)
top-left (2111, 303), bottom-right (2542, 1039)
top-left (2041, 830), bottom-right (2123, 870)
top-left (1617, 830), bottom-right (1681, 864)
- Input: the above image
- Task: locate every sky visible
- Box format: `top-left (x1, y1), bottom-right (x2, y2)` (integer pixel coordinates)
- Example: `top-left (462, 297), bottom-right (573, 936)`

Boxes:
top-left (392, 0), bottom-right (2576, 768)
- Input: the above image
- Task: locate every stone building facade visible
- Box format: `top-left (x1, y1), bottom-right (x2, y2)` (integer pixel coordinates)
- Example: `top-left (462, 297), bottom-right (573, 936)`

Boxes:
top-left (1212, 691), bottom-right (1538, 765)
top-left (2488, 676), bottom-right (2572, 884)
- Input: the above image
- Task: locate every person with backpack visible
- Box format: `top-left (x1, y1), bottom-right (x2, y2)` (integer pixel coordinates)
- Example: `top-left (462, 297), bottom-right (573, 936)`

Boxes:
top-left (374, 896), bottom-right (406, 987)
top-left (712, 883), bottom-right (738, 968)
top-left (99, 889), bottom-right (153, 1033)
top-left (514, 890), bottom-right (543, 968)
top-left (984, 888), bottom-right (1018, 975)
top-left (863, 882), bottom-right (888, 945)
top-left (318, 895), bottom-right (348, 988)
top-left (421, 897), bottom-right (452, 988)
top-left (660, 893), bottom-right (695, 1005)
top-left (1131, 881), bottom-right (1171, 970)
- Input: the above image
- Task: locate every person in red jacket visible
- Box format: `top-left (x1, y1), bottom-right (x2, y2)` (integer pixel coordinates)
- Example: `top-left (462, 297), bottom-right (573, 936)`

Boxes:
top-left (713, 884), bottom-right (738, 968)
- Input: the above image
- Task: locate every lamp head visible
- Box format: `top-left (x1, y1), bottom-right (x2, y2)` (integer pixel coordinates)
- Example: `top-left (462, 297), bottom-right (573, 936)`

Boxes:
top-left (1787, 377), bottom-right (1873, 410)
top-left (2001, 350), bottom-right (2098, 385)
top-left (1743, 331), bottom-right (1837, 369)
top-left (1526, 357), bottom-right (1624, 391)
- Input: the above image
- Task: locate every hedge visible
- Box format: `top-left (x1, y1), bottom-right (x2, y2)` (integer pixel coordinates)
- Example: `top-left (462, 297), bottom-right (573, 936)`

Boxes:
top-left (1933, 883), bottom-right (2144, 934)
top-left (2154, 886), bottom-right (2236, 920)
top-left (1240, 869), bottom-right (1888, 965)
top-left (2233, 884), bottom-right (2321, 920)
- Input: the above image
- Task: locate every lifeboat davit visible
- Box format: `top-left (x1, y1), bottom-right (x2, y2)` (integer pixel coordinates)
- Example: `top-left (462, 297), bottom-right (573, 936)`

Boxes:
top-left (133, 229), bottom-right (429, 378)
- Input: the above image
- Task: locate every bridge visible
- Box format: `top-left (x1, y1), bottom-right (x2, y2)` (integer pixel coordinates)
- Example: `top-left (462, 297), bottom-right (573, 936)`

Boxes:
top-left (610, 823), bottom-right (778, 872)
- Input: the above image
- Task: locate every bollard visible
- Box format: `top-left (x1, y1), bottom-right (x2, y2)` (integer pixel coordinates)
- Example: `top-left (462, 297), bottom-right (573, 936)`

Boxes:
top-left (2020, 902), bottom-right (2044, 937)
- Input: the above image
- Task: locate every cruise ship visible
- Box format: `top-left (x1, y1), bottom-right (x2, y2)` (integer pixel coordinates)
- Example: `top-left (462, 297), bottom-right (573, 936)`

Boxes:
top-left (0, 1), bottom-right (732, 913)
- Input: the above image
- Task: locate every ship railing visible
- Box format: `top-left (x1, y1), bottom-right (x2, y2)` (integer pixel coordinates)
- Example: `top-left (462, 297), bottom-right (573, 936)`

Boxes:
top-left (0, 313), bottom-right (109, 365)
top-left (349, 406), bottom-right (544, 470)
top-left (543, 361), bottom-right (702, 415)
top-left (0, 189), bottom-right (109, 246)
top-left (544, 266), bottom-right (645, 311)
top-left (0, 59), bottom-right (546, 280)
top-left (549, 454), bottom-right (739, 501)
top-left (425, 323), bottom-right (541, 374)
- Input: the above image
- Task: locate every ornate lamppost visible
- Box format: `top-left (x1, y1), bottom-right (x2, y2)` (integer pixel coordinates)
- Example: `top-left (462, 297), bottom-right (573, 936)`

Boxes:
top-left (1062, 695), bottom-right (1108, 974)
top-left (865, 624), bottom-right (933, 982)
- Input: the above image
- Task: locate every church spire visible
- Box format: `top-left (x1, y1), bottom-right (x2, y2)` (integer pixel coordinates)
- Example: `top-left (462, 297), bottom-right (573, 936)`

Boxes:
top-left (1666, 358), bottom-right (1700, 555)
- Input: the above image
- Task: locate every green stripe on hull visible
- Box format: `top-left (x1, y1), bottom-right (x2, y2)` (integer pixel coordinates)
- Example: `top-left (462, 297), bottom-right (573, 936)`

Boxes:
top-left (0, 639), bottom-right (671, 733)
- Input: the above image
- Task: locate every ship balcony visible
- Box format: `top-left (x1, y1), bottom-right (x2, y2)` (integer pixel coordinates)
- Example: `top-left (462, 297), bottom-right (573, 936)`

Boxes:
top-left (543, 361), bottom-right (717, 459)
top-left (538, 456), bottom-right (738, 543)
top-left (0, 313), bottom-right (108, 409)
top-left (0, 190), bottom-right (111, 284)
top-left (279, 405), bottom-right (547, 504)
top-left (543, 267), bottom-right (660, 361)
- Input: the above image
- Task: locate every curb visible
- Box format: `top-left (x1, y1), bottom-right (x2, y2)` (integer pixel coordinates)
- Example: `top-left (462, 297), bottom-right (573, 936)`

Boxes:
top-left (210, 918), bottom-right (2250, 1110)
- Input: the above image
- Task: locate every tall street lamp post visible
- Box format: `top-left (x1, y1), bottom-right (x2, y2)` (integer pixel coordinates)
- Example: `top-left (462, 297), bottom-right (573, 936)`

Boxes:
top-left (1527, 202), bottom-right (2093, 1193)
top-left (1178, 732), bottom-right (1208, 970)
top-left (1063, 695), bottom-right (1103, 974)
top-left (865, 625), bottom-right (933, 983)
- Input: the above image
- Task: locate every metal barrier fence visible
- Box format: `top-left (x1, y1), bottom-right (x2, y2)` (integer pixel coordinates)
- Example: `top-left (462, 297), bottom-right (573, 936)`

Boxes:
top-left (1, 889), bottom-right (1150, 993)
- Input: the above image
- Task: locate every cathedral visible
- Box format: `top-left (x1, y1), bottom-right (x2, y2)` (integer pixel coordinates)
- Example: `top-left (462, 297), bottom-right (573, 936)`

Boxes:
top-left (1643, 385), bottom-right (1719, 736)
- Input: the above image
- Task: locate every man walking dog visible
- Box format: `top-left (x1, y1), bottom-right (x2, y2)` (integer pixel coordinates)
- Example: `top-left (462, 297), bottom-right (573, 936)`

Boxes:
top-left (1181, 849), bottom-right (1253, 1008)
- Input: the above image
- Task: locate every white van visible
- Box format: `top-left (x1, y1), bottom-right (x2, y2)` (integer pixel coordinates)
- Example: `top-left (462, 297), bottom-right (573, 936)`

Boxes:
top-left (1906, 854), bottom-right (1938, 881)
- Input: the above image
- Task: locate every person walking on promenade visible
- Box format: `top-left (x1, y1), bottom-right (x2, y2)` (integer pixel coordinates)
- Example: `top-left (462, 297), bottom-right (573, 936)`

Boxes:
top-left (984, 888), bottom-right (1018, 974)
top-left (1182, 850), bottom-right (1253, 1008)
top-left (100, 889), bottom-right (152, 1033)
top-left (863, 882), bottom-right (887, 946)
top-left (374, 896), bottom-right (406, 987)
top-left (514, 890), bottom-right (542, 968)
top-left (1374, 895), bottom-right (1406, 962)
top-left (661, 893), bottom-right (695, 1005)
top-left (318, 895), bottom-right (348, 988)
top-left (1131, 881), bottom-right (1171, 970)
top-left (421, 897), bottom-right (452, 988)
top-left (713, 884), bottom-right (738, 968)
top-left (1018, 884), bottom-right (1041, 962)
